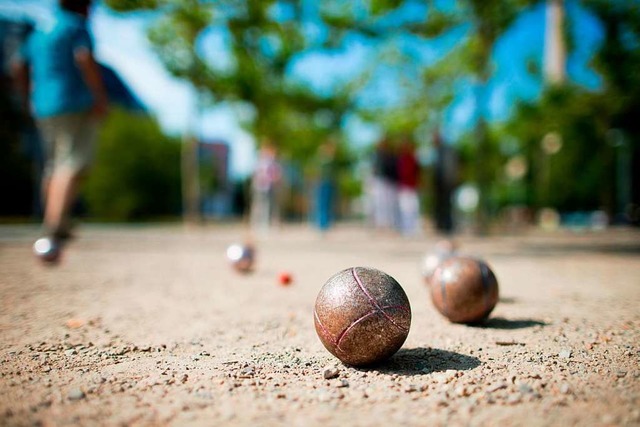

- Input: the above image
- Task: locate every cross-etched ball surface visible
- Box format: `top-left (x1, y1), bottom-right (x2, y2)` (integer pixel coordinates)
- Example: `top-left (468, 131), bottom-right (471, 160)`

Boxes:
top-left (314, 267), bottom-right (411, 367)
top-left (226, 243), bottom-right (255, 273)
top-left (430, 256), bottom-right (499, 324)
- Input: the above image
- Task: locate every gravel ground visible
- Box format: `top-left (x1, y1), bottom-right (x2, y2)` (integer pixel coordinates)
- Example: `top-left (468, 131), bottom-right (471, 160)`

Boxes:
top-left (0, 223), bottom-right (639, 426)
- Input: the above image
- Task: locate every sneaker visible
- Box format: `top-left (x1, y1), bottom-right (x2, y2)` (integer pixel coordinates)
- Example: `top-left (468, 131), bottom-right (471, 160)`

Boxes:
top-left (53, 228), bottom-right (75, 242)
top-left (33, 237), bottom-right (62, 264)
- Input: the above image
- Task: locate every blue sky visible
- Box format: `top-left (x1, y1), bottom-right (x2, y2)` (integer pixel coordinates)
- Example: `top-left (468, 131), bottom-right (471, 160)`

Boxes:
top-left (1, 0), bottom-right (604, 177)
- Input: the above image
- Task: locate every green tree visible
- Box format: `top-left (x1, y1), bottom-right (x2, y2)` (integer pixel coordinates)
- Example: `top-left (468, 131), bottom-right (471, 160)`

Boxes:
top-left (507, 86), bottom-right (613, 212)
top-left (104, 0), bottom-right (356, 167)
top-left (354, 34), bottom-right (459, 139)
top-left (423, 0), bottom-right (535, 232)
top-left (82, 110), bottom-right (182, 220)
top-left (104, 0), bottom-right (370, 221)
top-left (504, 1), bottom-right (640, 220)
top-left (587, 0), bottom-right (640, 222)
top-left (322, 0), bottom-right (536, 231)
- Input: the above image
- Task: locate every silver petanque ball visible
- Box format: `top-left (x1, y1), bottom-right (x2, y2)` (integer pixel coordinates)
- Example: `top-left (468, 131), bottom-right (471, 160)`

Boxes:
top-left (421, 240), bottom-right (458, 284)
top-left (226, 243), bottom-right (255, 273)
top-left (33, 237), bottom-right (61, 264)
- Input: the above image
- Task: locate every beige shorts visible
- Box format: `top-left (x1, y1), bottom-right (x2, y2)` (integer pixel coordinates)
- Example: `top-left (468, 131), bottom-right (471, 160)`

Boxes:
top-left (38, 111), bottom-right (100, 177)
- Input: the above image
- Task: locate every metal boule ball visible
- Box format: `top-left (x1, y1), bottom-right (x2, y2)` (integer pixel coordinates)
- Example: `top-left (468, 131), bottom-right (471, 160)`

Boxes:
top-left (314, 267), bottom-right (411, 367)
top-left (226, 243), bottom-right (255, 273)
top-left (33, 237), bottom-right (61, 264)
top-left (430, 256), bottom-right (499, 324)
top-left (421, 239), bottom-right (458, 284)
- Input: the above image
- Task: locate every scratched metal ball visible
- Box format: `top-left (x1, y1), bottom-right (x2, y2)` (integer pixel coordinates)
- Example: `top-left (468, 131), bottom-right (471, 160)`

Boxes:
top-left (314, 267), bottom-right (411, 367)
top-left (430, 256), bottom-right (499, 324)
top-left (33, 237), bottom-right (61, 264)
top-left (226, 243), bottom-right (255, 273)
top-left (421, 240), bottom-right (459, 284)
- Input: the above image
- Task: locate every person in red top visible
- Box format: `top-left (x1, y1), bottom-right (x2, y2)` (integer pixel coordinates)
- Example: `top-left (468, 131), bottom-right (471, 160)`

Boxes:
top-left (397, 135), bottom-right (421, 237)
top-left (433, 130), bottom-right (458, 234)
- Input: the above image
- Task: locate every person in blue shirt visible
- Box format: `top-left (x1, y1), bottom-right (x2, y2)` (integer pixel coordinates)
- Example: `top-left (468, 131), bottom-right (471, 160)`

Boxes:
top-left (12, 0), bottom-right (108, 263)
top-left (313, 138), bottom-right (337, 234)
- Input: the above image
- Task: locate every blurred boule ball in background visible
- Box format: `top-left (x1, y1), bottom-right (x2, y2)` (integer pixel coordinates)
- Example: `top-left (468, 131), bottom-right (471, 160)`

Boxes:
top-left (430, 256), bottom-right (499, 324)
top-left (421, 239), bottom-right (459, 284)
top-left (226, 243), bottom-right (255, 273)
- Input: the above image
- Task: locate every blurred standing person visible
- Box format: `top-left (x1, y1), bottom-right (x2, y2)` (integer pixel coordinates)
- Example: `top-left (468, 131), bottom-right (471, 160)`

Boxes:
top-left (12, 0), bottom-right (108, 263)
top-left (313, 139), bottom-right (337, 234)
top-left (433, 130), bottom-right (459, 234)
top-left (370, 139), bottom-right (385, 229)
top-left (397, 135), bottom-right (421, 237)
top-left (250, 141), bottom-right (282, 235)
top-left (371, 137), bottom-right (399, 232)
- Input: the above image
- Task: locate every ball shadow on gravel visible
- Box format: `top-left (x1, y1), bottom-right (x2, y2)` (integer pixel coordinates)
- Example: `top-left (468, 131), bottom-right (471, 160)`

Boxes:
top-left (475, 317), bottom-right (546, 329)
top-left (363, 348), bottom-right (481, 377)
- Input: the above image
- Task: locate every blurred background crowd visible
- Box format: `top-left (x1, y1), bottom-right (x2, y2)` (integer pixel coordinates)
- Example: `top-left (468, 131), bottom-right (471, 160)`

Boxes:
top-left (1, 0), bottom-right (638, 236)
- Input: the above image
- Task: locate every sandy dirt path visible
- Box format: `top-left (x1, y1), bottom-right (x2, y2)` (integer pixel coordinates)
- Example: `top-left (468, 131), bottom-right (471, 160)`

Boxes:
top-left (1, 223), bottom-right (639, 426)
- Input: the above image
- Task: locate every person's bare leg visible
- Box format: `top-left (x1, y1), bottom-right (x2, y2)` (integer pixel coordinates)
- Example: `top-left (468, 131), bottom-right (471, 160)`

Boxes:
top-left (43, 168), bottom-right (79, 238)
top-left (41, 174), bottom-right (50, 206)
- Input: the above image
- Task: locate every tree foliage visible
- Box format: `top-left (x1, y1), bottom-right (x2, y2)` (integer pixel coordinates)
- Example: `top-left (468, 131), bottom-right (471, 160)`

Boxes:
top-left (82, 110), bottom-right (182, 220)
top-left (104, 0), bottom-right (357, 168)
top-left (324, 0), bottom-right (535, 230)
top-left (504, 0), bottom-right (640, 220)
top-left (101, 0), bottom-right (640, 226)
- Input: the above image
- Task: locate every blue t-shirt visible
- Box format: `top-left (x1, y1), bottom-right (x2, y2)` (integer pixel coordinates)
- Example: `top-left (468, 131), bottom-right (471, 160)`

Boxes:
top-left (19, 8), bottom-right (95, 118)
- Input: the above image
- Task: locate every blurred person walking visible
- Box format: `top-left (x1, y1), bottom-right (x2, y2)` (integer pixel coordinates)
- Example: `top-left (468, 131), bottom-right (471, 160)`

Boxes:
top-left (12, 0), bottom-right (108, 263)
top-left (397, 135), bottom-right (421, 237)
top-left (250, 141), bottom-right (282, 236)
top-left (371, 137), bottom-right (399, 232)
top-left (313, 139), bottom-right (337, 234)
top-left (433, 130), bottom-right (459, 234)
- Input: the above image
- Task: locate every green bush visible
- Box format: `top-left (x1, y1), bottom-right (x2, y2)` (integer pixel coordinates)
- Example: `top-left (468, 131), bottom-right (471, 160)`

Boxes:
top-left (82, 109), bottom-right (181, 221)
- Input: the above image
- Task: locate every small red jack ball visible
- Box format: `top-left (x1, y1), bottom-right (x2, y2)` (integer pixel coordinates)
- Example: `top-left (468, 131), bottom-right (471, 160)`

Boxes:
top-left (278, 272), bottom-right (292, 286)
